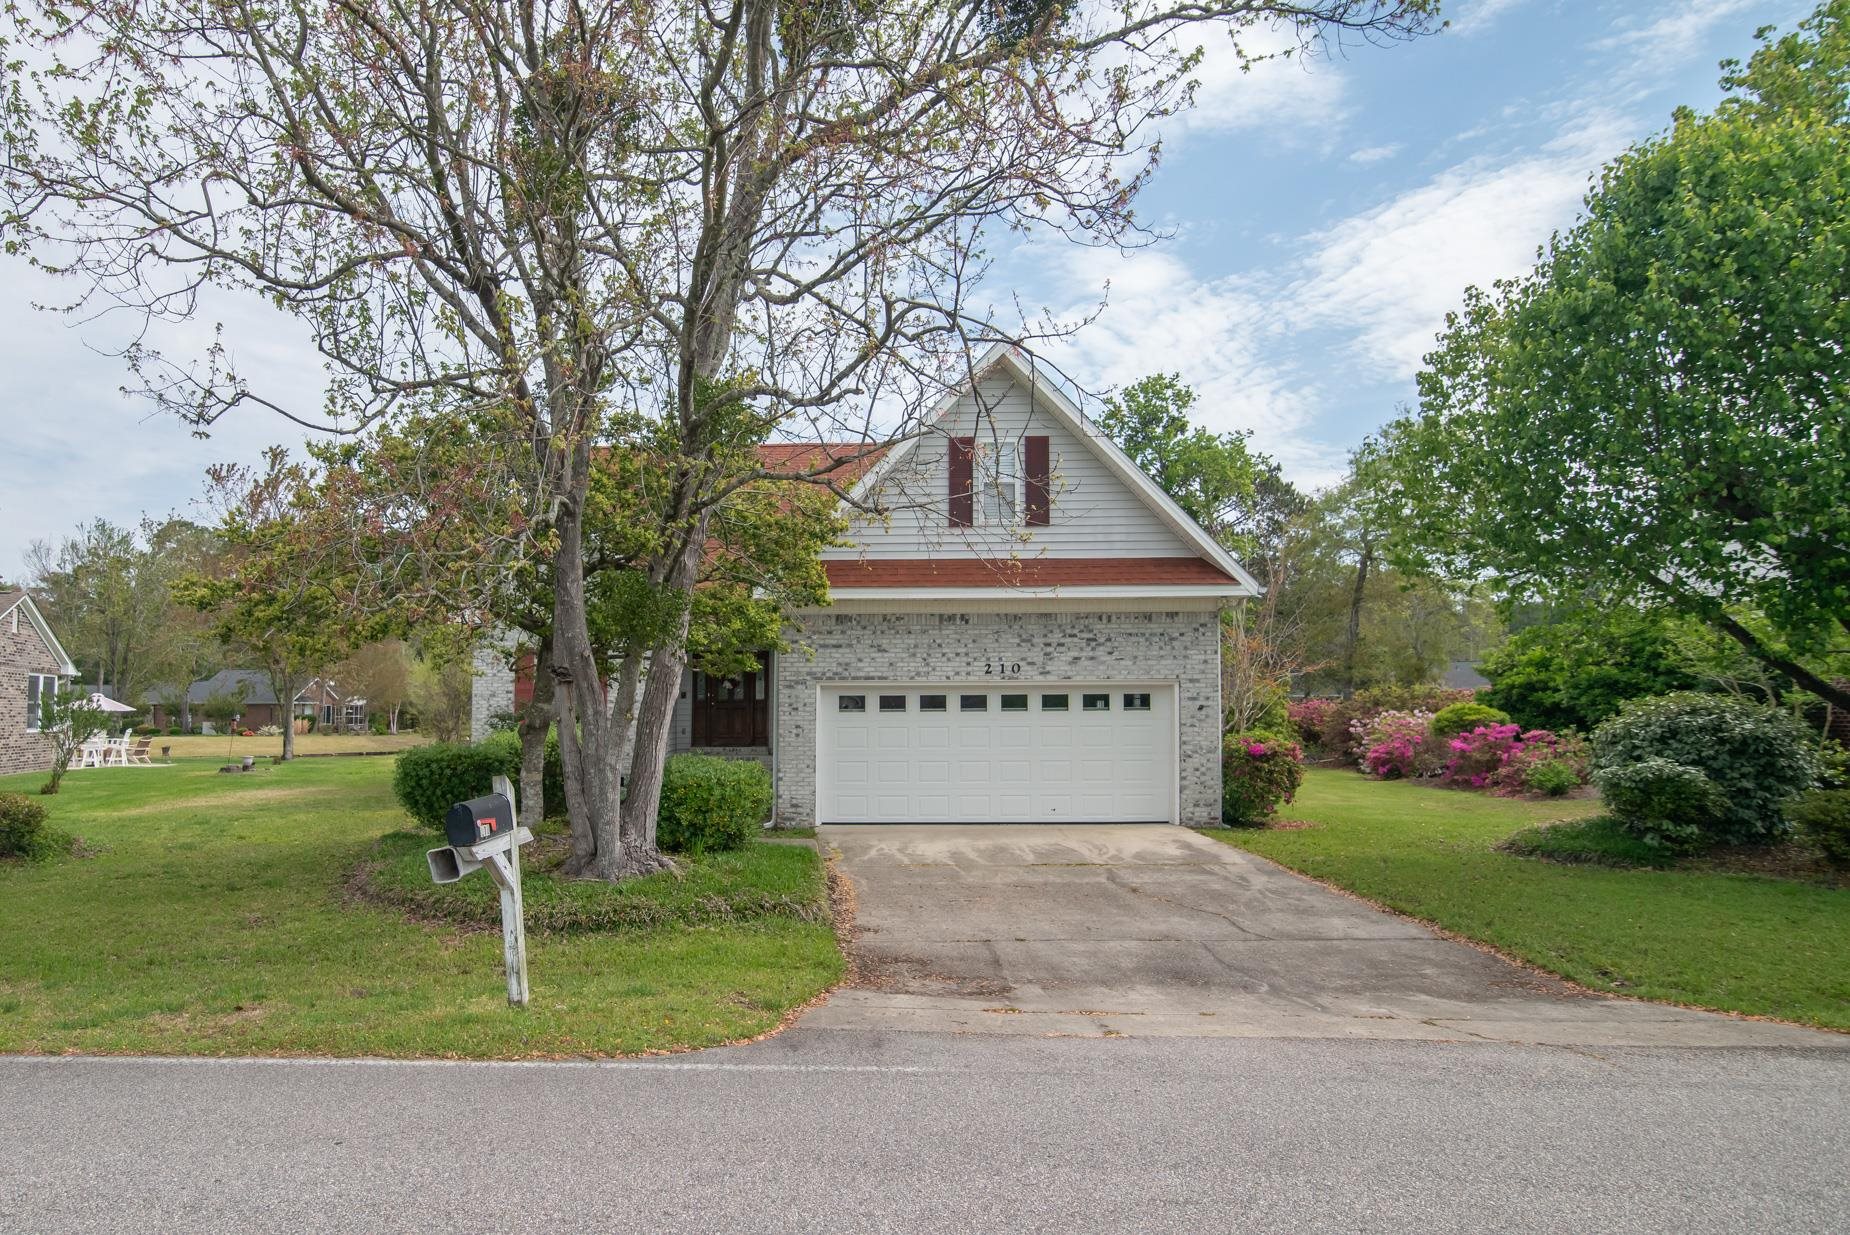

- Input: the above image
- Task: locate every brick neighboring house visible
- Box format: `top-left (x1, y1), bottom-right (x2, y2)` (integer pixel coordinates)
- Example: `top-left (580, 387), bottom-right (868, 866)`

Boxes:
top-left (0, 589), bottom-right (80, 777)
top-left (473, 345), bottom-right (1257, 827)
top-left (146, 670), bottom-right (367, 733)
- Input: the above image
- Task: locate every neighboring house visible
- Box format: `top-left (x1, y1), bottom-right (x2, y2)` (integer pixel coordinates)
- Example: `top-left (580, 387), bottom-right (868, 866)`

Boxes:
top-left (147, 670), bottom-right (368, 732)
top-left (473, 344), bottom-right (1257, 826)
top-left (0, 589), bottom-right (80, 777)
top-left (293, 677), bottom-right (368, 731)
top-left (1442, 661), bottom-right (1492, 691)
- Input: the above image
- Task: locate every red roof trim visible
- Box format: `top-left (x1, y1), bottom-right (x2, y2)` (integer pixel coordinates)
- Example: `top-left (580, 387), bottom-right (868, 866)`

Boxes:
top-left (823, 557), bottom-right (1240, 589)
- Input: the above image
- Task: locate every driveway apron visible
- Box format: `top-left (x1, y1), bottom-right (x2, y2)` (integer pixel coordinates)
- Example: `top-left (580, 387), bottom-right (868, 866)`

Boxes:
top-left (805, 824), bottom-right (1844, 1048)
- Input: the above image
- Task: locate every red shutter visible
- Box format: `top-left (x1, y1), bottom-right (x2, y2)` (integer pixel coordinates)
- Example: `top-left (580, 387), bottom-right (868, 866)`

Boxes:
top-left (948, 436), bottom-right (975, 527)
top-left (1024, 435), bottom-right (1051, 526)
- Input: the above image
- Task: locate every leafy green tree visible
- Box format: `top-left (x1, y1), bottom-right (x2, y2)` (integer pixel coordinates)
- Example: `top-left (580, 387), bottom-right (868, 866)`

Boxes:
top-left (1479, 608), bottom-right (1698, 732)
top-left (26, 517), bottom-right (217, 705)
top-left (1098, 375), bottom-right (1257, 539)
top-left (38, 687), bottom-right (109, 795)
top-left (1380, 1), bottom-right (1850, 712)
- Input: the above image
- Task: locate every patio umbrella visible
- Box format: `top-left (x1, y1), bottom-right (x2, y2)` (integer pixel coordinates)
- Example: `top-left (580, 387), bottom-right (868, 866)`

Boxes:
top-left (85, 694), bottom-right (138, 713)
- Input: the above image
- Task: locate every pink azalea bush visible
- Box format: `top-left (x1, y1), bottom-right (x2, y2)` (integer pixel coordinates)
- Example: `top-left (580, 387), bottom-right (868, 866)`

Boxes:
top-left (1223, 734), bottom-right (1306, 823)
top-left (1352, 710), bottom-right (1436, 779)
top-left (1441, 725), bottom-right (1587, 793)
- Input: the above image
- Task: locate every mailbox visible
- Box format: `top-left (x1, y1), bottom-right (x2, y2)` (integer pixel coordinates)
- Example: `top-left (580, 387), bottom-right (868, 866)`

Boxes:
top-left (444, 793), bottom-right (515, 850)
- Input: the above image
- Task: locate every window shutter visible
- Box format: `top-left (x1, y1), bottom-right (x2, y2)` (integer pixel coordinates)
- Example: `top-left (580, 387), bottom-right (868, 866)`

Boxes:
top-left (948, 436), bottom-right (975, 527)
top-left (1024, 435), bottom-right (1051, 526)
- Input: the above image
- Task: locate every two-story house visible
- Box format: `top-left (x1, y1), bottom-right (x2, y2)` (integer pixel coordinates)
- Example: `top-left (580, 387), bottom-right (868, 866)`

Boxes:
top-left (473, 345), bottom-right (1257, 826)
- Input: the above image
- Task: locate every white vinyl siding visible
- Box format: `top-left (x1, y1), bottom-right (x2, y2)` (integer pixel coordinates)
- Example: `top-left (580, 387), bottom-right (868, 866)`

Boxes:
top-left (827, 372), bottom-right (1195, 560)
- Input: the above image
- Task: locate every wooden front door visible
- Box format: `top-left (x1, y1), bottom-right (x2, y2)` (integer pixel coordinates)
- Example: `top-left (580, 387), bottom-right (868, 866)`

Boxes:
top-left (692, 654), bottom-right (770, 748)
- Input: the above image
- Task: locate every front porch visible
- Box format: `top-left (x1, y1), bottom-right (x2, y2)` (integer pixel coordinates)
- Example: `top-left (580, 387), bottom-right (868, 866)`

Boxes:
top-left (673, 652), bottom-right (772, 766)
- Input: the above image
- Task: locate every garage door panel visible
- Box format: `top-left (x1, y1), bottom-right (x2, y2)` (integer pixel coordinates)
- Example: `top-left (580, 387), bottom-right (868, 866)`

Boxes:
top-left (820, 684), bottom-right (1174, 825)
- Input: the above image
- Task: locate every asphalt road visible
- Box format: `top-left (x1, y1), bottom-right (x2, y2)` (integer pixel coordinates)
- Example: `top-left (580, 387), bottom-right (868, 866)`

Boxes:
top-left (4, 1030), bottom-right (1848, 1234)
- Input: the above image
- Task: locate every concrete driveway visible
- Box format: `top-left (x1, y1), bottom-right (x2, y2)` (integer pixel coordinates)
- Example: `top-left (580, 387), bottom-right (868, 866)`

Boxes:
top-left (808, 824), bottom-right (1844, 1048)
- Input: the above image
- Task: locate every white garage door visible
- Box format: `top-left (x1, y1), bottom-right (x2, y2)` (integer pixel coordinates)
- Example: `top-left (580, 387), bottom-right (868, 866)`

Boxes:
top-left (817, 684), bottom-right (1176, 824)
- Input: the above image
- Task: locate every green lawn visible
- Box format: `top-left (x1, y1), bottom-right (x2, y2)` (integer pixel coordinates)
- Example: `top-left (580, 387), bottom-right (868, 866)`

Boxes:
top-left (1211, 769), bottom-right (1849, 1031)
top-left (0, 758), bottom-right (842, 1058)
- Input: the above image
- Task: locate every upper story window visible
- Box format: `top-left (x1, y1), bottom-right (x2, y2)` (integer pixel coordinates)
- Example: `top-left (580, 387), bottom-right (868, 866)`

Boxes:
top-left (974, 442), bottom-right (1021, 527)
top-left (950, 434), bottom-right (1050, 529)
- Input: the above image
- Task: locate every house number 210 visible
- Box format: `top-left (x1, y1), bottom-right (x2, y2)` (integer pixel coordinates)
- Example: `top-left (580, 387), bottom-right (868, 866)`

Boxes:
top-left (983, 661), bottom-right (1023, 678)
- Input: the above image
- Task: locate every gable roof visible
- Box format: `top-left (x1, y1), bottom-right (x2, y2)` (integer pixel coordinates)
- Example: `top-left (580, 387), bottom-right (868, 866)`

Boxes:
top-left (0, 590), bottom-right (79, 676)
top-left (832, 344), bottom-right (1260, 596)
top-left (186, 669), bottom-right (279, 707)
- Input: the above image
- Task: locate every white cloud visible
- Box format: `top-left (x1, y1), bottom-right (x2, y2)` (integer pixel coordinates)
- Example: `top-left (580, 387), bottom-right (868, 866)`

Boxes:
top-left (1347, 143), bottom-right (1402, 165)
top-left (1596, 0), bottom-right (1759, 57)
top-left (1041, 245), bottom-right (1351, 486)
top-left (1178, 22), bottom-right (1350, 138)
top-left (1447, 0), bottom-right (1530, 37)
top-left (0, 267), bottom-right (323, 578)
top-left (1279, 111), bottom-right (1633, 381)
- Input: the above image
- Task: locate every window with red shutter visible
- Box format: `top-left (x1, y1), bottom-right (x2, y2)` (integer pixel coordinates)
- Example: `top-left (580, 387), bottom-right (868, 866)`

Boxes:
top-left (1024, 434), bottom-right (1051, 526)
top-left (948, 436), bottom-right (975, 527)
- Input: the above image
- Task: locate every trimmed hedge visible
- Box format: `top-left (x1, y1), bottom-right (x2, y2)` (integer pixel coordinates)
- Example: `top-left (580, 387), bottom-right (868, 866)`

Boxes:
top-left (392, 742), bottom-right (515, 830)
top-left (1431, 701), bottom-right (1512, 739)
top-left (657, 755), bottom-right (771, 855)
top-left (1590, 692), bottom-right (1818, 844)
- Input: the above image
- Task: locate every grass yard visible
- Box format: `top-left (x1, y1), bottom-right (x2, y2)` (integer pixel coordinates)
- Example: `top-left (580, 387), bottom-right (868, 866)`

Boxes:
top-left (154, 731), bottom-right (432, 760)
top-left (0, 757), bottom-right (842, 1058)
top-left (1211, 769), bottom-right (1849, 1031)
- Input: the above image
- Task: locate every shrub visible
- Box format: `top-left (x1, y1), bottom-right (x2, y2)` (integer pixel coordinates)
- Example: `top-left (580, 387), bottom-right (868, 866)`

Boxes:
top-left (657, 755), bottom-right (771, 854)
top-left (474, 730), bottom-right (566, 819)
top-left (1593, 758), bottom-right (1726, 850)
top-left (1590, 692), bottom-right (1819, 844)
top-left (1431, 701), bottom-right (1512, 738)
top-left (1222, 734), bottom-right (1305, 823)
top-left (369, 715), bottom-right (388, 736)
top-left (1286, 698), bottom-right (1342, 754)
top-left (1788, 789), bottom-right (1850, 868)
top-left (165, 727), bottom-right (181, 736)
top-left (1351, 710), bottom-right (1437, 778)
top-left (131, 723), bottom-right (160, 736)
top-left (1438, 725), bottom-right (1587, 795)
top-left (392, 742), bottom-right (515, 830)
top-left (0, 793), bottom-right (58, 862)
top-left (256, 725), bottom-right (282, 737)
top-left (1817, 739), bottom-right (1850, 791)
top-left (1522, 757), bottom-right (1583, 798)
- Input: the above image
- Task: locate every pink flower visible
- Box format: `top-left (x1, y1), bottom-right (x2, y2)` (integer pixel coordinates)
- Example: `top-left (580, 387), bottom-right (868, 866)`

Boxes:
top-left (1245, 742), bottom-right (1267, 757)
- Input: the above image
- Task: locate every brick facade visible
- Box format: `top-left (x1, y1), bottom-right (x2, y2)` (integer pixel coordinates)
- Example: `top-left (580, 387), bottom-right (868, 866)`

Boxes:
top-left (772, 605), bottom-right (1224, 827)
top-left (0, 605), bottom-right (65, 777)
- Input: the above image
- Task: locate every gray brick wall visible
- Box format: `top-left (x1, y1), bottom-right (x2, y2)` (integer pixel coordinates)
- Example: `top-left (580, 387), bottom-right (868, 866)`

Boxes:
top-left (468, 643), bottom-right (515, 743)
top-left (774, 607), bottom-right (1223, 827)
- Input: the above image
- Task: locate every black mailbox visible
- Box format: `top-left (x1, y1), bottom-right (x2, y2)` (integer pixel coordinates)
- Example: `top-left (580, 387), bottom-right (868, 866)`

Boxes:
top-left (444, 794), bottom-right (515, 849)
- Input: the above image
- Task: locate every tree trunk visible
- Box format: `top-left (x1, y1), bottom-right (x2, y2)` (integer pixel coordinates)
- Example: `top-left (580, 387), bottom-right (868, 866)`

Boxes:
top-left (517, 636), bottom-right (554, 829)
top-left (1342, 539), bottom-right (1373, 700)
top-left (275, 669), bottom-right (299, 761)
top-left (605, 638), bottom-right (686, 879)
top-left (552, 439), bottom-right (622, 877)
top-left (1711, 610), bottom-right (1850, 713)
top-left (603, 529), bottom-right (706, 880)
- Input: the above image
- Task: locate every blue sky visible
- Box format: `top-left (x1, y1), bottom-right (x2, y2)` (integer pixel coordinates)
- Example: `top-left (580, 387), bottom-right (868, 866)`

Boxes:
top-left (0, 0), bottom-right (1814, 576)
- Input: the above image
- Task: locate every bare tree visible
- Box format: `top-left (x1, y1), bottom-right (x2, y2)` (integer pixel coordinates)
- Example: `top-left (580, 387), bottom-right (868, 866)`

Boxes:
top-left (2, 0), bottom-right (1437, 875)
